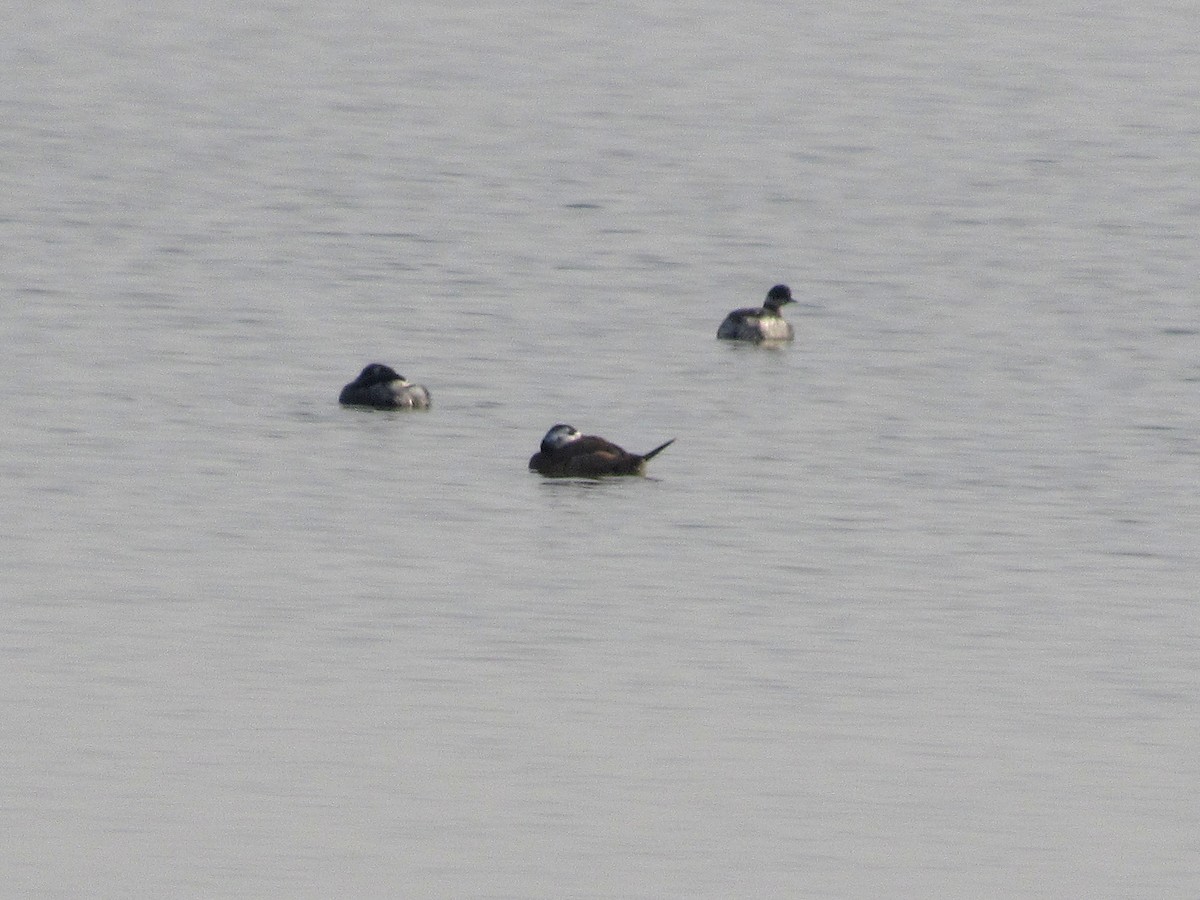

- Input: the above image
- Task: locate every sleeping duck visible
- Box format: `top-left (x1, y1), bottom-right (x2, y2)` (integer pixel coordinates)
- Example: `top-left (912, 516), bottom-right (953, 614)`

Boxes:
top-left (529, 424), bottom-right (674, 477)
top-left (338, 363), bottom-right (431, 410)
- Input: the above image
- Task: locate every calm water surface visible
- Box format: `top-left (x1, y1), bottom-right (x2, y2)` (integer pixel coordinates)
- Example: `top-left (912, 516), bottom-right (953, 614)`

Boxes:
top-left (3, 0), bottom-right (1199, 896)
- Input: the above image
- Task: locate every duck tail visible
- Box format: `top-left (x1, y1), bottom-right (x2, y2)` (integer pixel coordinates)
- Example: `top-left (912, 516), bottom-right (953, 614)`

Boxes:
top-left (641, 439), bottom-right (675, 462)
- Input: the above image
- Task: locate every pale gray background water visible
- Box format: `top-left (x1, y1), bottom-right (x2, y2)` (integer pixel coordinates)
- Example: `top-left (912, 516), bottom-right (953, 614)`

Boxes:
top-left (3, 0), bottom-right (1198, 896)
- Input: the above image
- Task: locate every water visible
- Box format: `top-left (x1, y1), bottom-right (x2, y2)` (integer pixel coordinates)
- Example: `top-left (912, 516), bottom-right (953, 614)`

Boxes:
top-left (3, 0), bottom-right (1199, 896)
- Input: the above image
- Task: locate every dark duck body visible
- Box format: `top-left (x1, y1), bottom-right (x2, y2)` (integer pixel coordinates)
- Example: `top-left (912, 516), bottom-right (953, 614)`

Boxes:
top-left (529, 424), bottom-right (674, 477)
top-left (338, 363), bottom-right (431, 410)
top-left (717, 284), bottom-right (796, 342)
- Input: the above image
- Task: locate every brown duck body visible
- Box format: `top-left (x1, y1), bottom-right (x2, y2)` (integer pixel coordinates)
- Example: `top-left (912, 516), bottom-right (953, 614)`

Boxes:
top-left (529, 425), bottom-right (674, 477)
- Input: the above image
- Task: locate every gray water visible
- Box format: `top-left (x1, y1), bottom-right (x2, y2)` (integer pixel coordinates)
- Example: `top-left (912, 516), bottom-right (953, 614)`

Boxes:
top-left (3, 1), bottom-right (1199, 896)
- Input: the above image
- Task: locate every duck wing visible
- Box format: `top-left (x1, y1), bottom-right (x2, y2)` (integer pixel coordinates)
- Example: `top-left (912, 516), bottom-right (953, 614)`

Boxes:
top-left (718, 306), bottom-right (764, 339)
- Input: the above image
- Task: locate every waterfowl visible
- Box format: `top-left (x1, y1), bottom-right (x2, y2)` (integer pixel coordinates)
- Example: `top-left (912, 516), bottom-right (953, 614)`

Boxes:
top-left (717, 284), bottom-right (796, 342)
top-left (529, 424), bottom-right (674, 477)
top-left (338, 363), bottom-right (431, 410)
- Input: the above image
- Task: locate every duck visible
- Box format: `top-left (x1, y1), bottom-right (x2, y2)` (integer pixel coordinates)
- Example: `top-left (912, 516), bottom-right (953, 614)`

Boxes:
top-left (717, 284), bottom-right (796, 342)
top-left (338, 363), bottom-right (431, 410)
top-left (529, 424), bottom-right (674, 477)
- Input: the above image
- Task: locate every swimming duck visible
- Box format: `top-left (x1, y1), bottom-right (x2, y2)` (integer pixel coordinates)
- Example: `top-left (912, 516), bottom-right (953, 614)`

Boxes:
top-left (717, 284), bottom-right (796, 342)
top-left (529, 424), bottom-right (674, 477)
top-left (338, 363), bottom-right (431, 410)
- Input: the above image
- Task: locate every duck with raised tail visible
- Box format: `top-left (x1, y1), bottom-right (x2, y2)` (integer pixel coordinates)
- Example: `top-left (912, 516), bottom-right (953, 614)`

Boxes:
top-left (529, 424), bottom-right (674, 477)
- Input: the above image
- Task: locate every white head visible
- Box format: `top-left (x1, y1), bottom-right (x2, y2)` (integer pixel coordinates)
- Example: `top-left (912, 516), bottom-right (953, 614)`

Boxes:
top-left (541, 424), bottom-right (582, 452)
